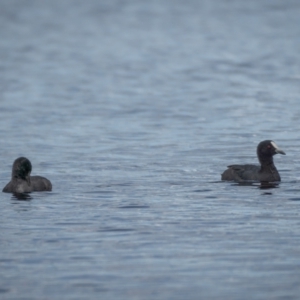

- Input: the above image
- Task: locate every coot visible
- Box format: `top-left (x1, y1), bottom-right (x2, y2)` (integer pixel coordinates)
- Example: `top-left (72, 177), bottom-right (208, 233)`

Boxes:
top-left (221, 140), bottom-right (285, 182)
top-left (3, 157), bottom-right (52, 193)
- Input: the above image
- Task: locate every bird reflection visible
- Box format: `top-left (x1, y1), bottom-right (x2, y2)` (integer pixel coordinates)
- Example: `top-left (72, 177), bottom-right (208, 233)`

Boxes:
top-left (11, 193), bottom-right (32, 201)
top-left (231, 181), bottom-right (279, 190)
top-left (259, 182), bottom-right (279, 189)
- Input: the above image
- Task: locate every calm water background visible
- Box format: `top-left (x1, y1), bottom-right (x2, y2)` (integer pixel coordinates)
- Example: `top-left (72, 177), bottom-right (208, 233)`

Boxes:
top-left (1, 0), bottom-right (300, 299)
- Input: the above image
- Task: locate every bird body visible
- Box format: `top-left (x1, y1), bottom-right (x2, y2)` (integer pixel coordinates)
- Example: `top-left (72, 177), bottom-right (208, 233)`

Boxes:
top-left (221, 140), bottom-right (285, 182)
top-left (3, 157), bottom-right (52, 193)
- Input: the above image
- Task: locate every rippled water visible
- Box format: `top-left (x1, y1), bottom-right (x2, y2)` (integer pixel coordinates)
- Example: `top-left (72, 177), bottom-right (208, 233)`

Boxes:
top-left (1, 0), bottom-right (300, 299)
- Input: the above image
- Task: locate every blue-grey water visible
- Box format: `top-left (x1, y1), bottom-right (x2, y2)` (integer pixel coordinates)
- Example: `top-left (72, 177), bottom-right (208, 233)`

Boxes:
top-left (1, 0), bottom-right (300, 299)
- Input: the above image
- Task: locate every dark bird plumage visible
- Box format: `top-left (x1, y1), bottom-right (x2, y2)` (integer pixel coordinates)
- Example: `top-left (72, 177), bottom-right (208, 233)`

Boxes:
top-left (3, 157), bottom-right (52, 193)
top-left (221, 140), bottom-right (285, 182)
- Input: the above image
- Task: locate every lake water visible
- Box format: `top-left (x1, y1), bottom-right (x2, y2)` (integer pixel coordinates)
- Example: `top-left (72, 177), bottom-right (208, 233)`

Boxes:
top-left (1, 0), bottom-right (300, 299)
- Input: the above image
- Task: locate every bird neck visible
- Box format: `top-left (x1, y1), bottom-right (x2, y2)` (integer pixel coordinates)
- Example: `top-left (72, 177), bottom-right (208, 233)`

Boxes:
top-left (12, 170), bottom-right (25, 180)
top-left (12, 171), bottom-right (20, 179)
top-left (258, 155), bottom-right (274, 167)
top-left (259, 159), bottom-right (280, 180)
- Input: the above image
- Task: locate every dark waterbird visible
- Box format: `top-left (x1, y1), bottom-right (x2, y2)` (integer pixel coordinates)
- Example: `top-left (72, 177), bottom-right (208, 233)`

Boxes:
top-left (3, 157), bottom-right (52, 193)
top-left (221, 140), bottom-right (285, 182)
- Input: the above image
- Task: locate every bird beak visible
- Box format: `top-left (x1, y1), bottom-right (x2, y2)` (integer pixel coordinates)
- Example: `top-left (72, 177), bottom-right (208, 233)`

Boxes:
top-left (275, 148), bottom-right (286, 155)
top-left (271, 141), bottom-right (286, 155)
top-left (26, 175), bottom-right (31, 186)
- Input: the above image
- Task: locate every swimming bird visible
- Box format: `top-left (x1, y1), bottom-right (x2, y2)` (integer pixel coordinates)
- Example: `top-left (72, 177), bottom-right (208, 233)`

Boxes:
top-left (221, 140), bottom-right (285, 182)
top-left (3, 157), bottom-right (52, 193)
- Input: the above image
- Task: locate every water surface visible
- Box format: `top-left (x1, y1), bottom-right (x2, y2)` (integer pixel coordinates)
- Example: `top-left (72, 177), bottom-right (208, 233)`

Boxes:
top-left (1, 0), bottom-right (300, 299)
